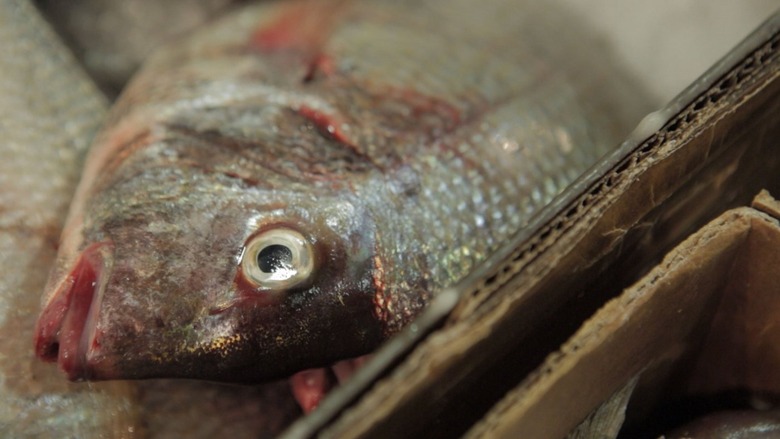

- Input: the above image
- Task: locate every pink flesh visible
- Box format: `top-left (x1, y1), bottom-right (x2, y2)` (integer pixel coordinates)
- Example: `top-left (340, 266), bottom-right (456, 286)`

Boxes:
top-left (34, 243), bottom-right (105, 380)
top-left (289, 355), bottom-right (371, 413)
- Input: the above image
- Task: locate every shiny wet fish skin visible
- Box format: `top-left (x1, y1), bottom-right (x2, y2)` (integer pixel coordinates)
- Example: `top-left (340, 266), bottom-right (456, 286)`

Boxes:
top-left (35, 0), bottom-right (652, 383)
top-left (0, 0), bottom-right (140, 437)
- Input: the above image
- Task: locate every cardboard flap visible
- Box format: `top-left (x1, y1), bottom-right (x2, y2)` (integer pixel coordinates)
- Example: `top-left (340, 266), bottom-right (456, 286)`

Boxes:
top-left (467, 192), bottom-right (780, 438)
top-left (689, 195), bottom-right (780, 395)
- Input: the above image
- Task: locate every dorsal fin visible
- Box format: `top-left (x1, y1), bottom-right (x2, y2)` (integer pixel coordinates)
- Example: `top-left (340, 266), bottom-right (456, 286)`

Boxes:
top-left (249, 0), bottom-right (353, 54)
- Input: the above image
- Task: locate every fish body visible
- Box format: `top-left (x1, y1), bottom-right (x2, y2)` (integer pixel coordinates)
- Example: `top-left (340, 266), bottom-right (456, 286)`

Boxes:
top-left (0, 0), bottom-right (139, 436)
top-left (2, 2), bottom-right (298, 436)
top-left (34, 0), bottom-right (650, 382)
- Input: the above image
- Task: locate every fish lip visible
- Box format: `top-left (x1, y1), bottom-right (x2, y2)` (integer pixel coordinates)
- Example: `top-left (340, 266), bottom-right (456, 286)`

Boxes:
top-left (34, 241), bottom-right (113, 380)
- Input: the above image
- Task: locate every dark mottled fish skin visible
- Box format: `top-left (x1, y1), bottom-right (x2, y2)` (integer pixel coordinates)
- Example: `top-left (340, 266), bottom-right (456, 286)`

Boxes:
top-left (34, 0), bottom-right (651, 383)
top-left (0, 0), bottom-right (140, 436)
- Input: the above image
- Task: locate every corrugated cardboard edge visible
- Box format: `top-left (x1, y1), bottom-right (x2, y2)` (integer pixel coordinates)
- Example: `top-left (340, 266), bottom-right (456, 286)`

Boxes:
top-left (752, 189), bottom-right (780, 218)
top-left (465, 206), bottom-right (778, 438)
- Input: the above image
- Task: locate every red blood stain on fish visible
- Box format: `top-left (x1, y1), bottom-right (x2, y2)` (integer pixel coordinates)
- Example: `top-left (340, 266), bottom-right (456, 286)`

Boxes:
top-left (361, 85), bottom-right (464, 145)
top-left (209, 265), bottom-right (281, 315)
top-left (296, 84), bottom-right (464, 172)
top-left (249, 1), bottom-right (348, 52)
top-left (390, 87), bottom-right (463, 128)
top-left (298, 105), bottom-right (354, 147)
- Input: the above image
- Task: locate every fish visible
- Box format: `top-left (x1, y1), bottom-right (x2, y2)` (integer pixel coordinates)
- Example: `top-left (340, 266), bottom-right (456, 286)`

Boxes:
top-left (1, 0), bottom-right (299, 436)
top-left (33, 0), bottom-right (650, 388)
top-left (35, 0), bottom-right (247, 97)
top-left (0, 0), bottom-right (140, 436)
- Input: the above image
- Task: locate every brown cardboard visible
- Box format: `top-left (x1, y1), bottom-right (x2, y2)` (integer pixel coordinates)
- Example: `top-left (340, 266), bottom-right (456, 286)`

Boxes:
top-left (688, 199), bottom-right (780, 395)
top-left (466, 193), bottom-right (780, 437)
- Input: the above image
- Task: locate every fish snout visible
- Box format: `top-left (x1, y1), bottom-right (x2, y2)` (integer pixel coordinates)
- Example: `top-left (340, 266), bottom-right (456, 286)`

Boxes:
top-left (34, 241), bottom-right (113, 380)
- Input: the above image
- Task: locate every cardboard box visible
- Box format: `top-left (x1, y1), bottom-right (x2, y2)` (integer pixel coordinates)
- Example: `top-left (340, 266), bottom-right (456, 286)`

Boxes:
top-left (468, 191), bottom-right (780, 438)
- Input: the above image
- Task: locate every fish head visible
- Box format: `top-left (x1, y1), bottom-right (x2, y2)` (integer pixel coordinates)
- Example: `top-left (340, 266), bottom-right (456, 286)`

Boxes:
top-left (34, 152), bottom-right (385, 382)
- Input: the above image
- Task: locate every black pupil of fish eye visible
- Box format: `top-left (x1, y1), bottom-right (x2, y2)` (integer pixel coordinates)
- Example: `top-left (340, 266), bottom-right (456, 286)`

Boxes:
top-left (257, 244), bottom-right (293, 274)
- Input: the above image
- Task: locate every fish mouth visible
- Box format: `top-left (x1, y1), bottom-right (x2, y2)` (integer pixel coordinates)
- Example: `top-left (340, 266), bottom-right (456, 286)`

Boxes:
top-left (34, 242), bottom-right (113, 380)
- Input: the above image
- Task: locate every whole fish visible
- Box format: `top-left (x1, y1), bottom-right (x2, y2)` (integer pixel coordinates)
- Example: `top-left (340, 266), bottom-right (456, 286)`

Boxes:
top-left (34, 0), bottom-right (650, 385)
top-left (0, 0), bottom-right (139, 436)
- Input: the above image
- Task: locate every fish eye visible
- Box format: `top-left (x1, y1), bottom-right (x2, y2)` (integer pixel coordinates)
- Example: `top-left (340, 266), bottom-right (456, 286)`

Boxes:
top-left (242, 228), bottom-right (314, 290)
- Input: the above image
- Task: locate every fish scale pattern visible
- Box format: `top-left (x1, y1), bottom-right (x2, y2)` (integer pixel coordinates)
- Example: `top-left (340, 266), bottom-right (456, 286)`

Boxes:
top-left (339, 1), bottom-right (648, 332)
top-left (368, 78), bottom-right (625, 332)
top-left (0, 0), bottom-right (138, 437)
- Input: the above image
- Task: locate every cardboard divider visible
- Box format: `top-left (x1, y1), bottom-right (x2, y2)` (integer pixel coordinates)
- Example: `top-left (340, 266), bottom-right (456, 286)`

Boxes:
top-left (466, 192), bottom-right (780, 438)
top-left (688, 193), bottom-right (780, 396)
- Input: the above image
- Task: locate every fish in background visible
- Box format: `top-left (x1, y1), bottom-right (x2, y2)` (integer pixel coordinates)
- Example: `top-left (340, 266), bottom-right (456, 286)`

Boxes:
top-left (0, 0), bottom-right (138, 436)
top-left (32, 0), bottom-right (651, 413)
top-left (0, 0), bottom-right (298, 437)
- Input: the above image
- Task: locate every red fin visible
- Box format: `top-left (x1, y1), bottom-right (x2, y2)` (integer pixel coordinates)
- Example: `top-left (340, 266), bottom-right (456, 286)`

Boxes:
top-left (290, 368), bottom-right (333, 413)
top-left (249, 0), bottom-right (350, 52)
top-left (249, 0), bottom-right (352, 82)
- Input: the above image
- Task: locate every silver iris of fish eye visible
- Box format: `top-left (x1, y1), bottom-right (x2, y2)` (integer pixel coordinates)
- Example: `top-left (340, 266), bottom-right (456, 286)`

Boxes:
top-left (242, 228), bottom-right (314, 290)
